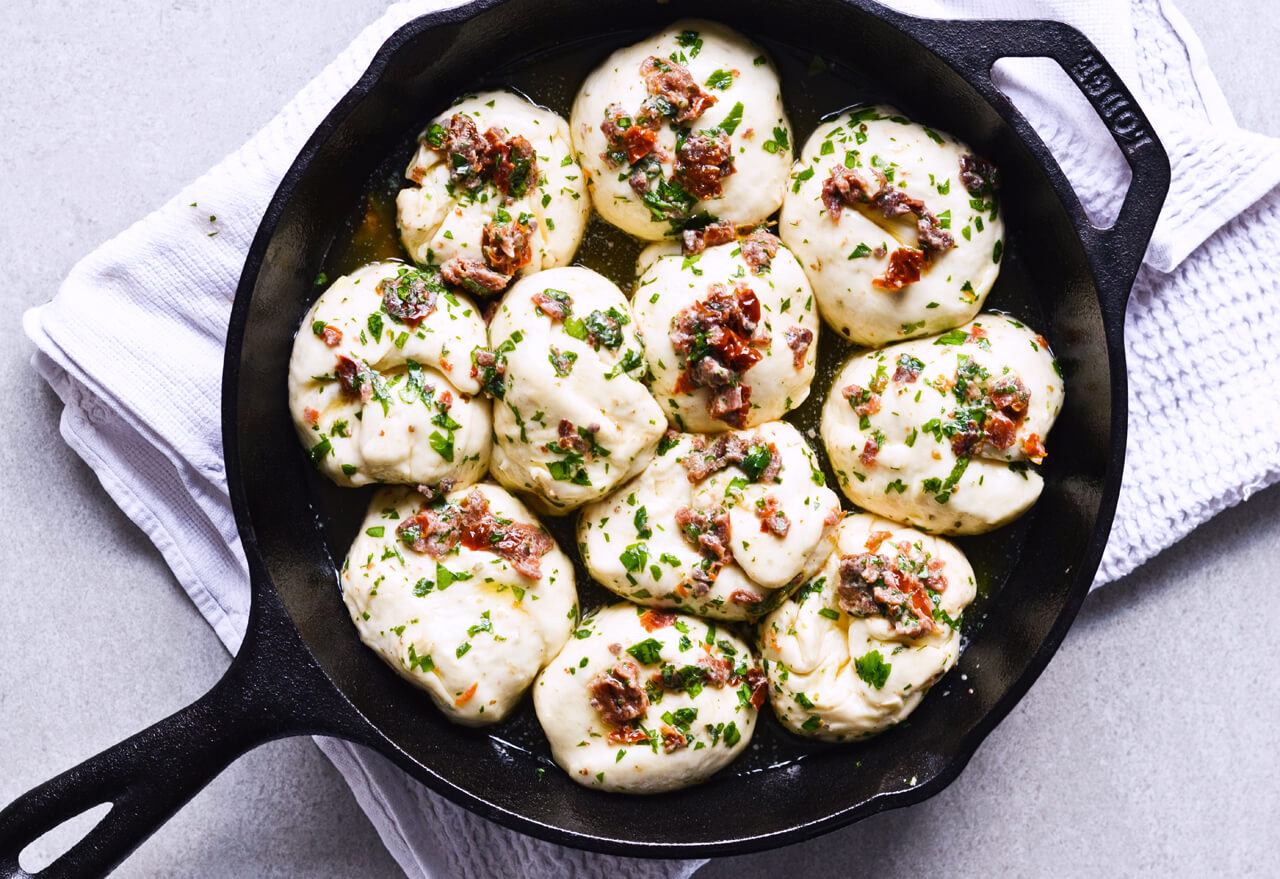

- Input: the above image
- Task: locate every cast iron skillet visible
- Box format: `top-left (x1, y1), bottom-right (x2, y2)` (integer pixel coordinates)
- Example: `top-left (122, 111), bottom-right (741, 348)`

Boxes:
top-left (0, 0), bottom-right (1169, 875)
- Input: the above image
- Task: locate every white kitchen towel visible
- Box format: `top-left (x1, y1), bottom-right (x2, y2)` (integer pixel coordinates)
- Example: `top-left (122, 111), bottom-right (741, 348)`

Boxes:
top-left (21, 0), bottom-right (1280, 877)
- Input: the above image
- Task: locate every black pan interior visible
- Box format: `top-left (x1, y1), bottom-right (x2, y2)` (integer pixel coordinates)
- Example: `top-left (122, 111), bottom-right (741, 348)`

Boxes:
top-left (230, 0), bottom-right (1113, 854)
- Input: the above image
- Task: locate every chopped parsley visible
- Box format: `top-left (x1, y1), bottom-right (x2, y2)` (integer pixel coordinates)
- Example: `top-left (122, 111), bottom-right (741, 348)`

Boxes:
top-left (308, 435), bottom-right (332, 464)
top-left (604, 348), bottom-right (644, 379)
top-left (921, 456), bottom-right (970, 504)
top-left (934, 329), bottom-right (970, 346)
top-left (740, 444), bottom-right (774, 482)
top-left (762, 126), bottom-right (790, 154)
top-left (854, 649), bottom-right (891, 689)
top-left (428, 430), bottom-right (454, 462)
top-left (633, 506), bottom-right (652, 539)
top-left (705, 69), bottom-right (735, 90)
top-left (467, 610), bottom-right (494, 638)
top-left (639, 175), bottom-right (696, 222)
top-left (620, 542), bottom-right (649, 573)
top-left (718, 102), bottom-right (745, 136)
top-left (435, 561), bottom-right (472, 590)
top-left (676, 29), bottom-right (703, 58)
top-left (548, 346), bottom-right (578, 377)
top-left (406, 644), bottom-right (434, 673)
top-left (626, 638), bottom-right (664, 665)
top-left (564, 307), bottom-right (630, 351)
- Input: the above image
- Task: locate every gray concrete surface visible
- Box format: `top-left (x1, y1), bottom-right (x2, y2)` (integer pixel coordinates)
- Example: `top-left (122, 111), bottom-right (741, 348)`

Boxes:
top-left (1, 2), bottom-right (1276, 877)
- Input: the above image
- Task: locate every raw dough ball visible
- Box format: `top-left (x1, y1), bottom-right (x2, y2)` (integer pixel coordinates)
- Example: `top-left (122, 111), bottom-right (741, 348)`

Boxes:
top-left (821, 315), bottom-right (1063, 534)
top-left (781, 105), bottom-right (1005, 346)
top-left (534, 602), bottom-right (764, 792)
top-left (288, 261), bottom-right (490, 489)
top-left (571, 20), bottom-right (792, 240)
top-left (579, 421), bottom-right (842, 621)
top-left (632, 230), bottom-right (819, 432)
top-left (398, 90), bottom-right (588, 294)
top-left (486, 266), bottom-right (667, 514)
top-left (342, 483), bottom-right (576, 725)
top-left (760, 513), bottom-right (976, 741)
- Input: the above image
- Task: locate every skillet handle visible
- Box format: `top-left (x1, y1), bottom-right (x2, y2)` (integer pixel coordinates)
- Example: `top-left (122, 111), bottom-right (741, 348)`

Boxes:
top-left (0, 590), bottom-right (375, 879)
top-left (892, 15), bottom-right (1171, 326)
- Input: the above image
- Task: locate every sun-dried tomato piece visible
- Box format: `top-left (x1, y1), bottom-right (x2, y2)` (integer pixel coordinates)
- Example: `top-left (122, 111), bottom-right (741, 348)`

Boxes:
top-left (861, 435), bottom-right (880, 467)
top-left (892, 354), bottom-right (923, 384)
top-left (842, 384), bottom-right (881, 419)
top-left (608, 725), bottom-right (651, 745)
top-left (876, 189), bottom-right (927, 218)
top-left (378, 270), bottom-right (440, 325)
top-left (756, 494), bottom-right (790, 537)
top-left (983, 410), bottom-right (1018, 450)
top-left (441, 257), bottom-right (510, 295)
top-left (784, 326), bottom-right (813, 370)
top-left (959, 153), bottom-right (1000, 196)
top-left (675, 130), bottom-right (735, 200)
top-left (531, 290), bottom-right (570, 322)
top-left (438, 114), bottom-right (488, 192)
top-left (623, 126), bottom-right (657, 164)
top-left (335, 355), bottom-right (372, 402)
top-left (589, 661), bottom-right (649, 730)
top-left (554, 419), bottom-right (603, 456)
top-left (639, 609), bottom-right (678, 632)
top-left (821, 166), bottom-right (887, 222)
top-left (675, 506), bottom-right (733, 567)
top-left (745, 667), bottom-right (768, 709)
top-left (396, 506), bottom-right (460, 558)
top-left (640, 56), bottom-right (717, 123)
top-left (679, 434), bottom-right (781, 488)
top-left (488, 132), bottom-right (539, 198)
top-left (823, 167), bottom-right (952, 254)
top-left (990, 375), bottom-right (1030, 414)
top-left (670, 282), bottom-right (769, 427)
top-left (680, 221), bottom-right (736, 255)
top-left (916, 213), bottom-right (955, 254)
top-left (661, 725), bottom-right (688, 753)
top-left (481, 219), bottom-right (534, 276)
top-left (457, 489), bottom-right (553, 579)
top-left (873, 247), bottom-right (925, 290)
top-left (1023, 433), bottom-right (1047, 463)
top-left (697, 655), bottom-right (734, 687)
top-left (864, 530), bottom-right (892, 553)
top-left (837, 548), bottom-right (940, 638)
top-left (741, 229), bottom-right (780, 274)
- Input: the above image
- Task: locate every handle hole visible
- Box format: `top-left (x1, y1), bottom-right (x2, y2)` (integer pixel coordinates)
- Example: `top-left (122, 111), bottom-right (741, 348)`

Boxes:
top-left (991, 57), bottom-right (1131, 229)
top-left (17, 802), bottom-right (112, 876)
